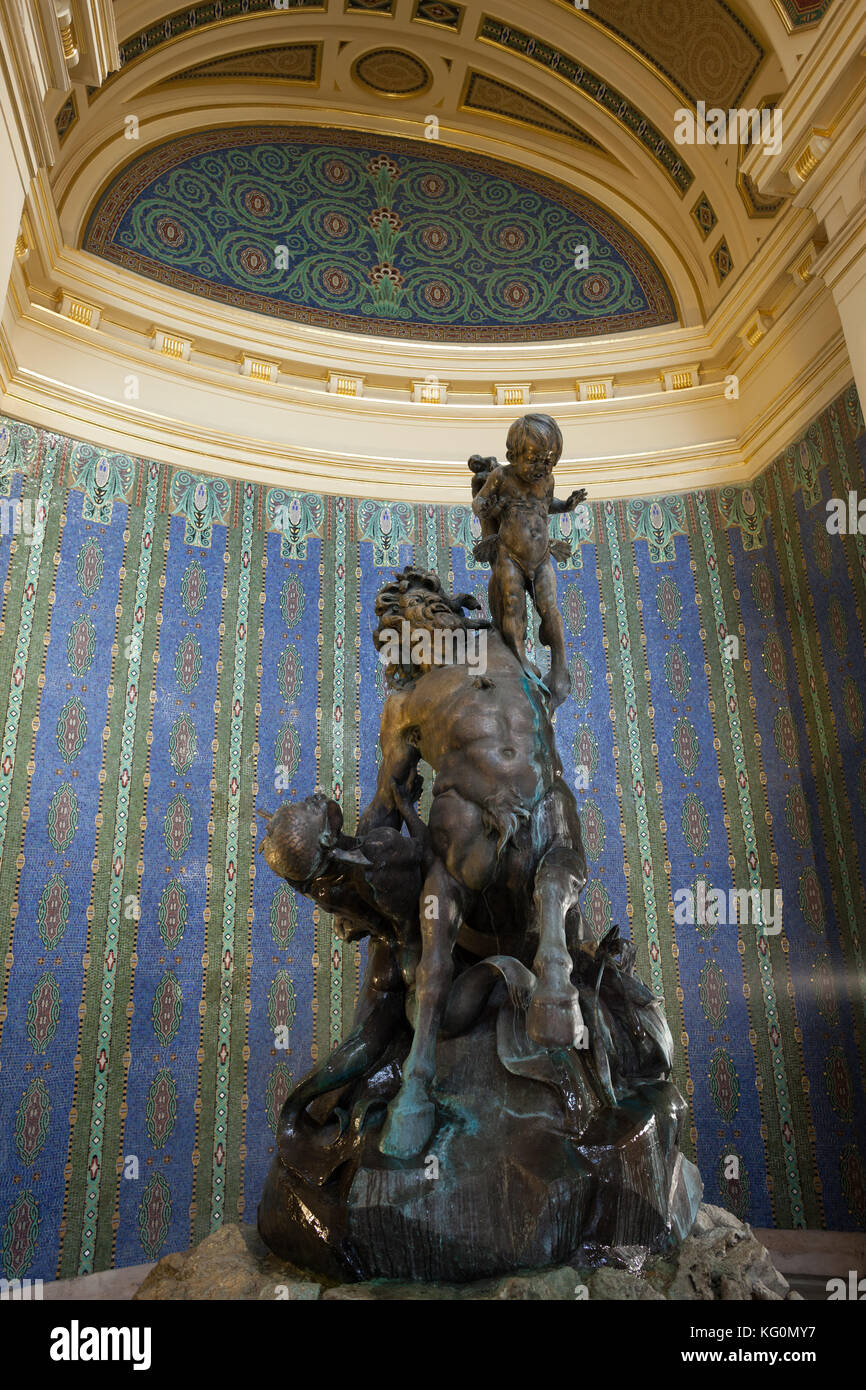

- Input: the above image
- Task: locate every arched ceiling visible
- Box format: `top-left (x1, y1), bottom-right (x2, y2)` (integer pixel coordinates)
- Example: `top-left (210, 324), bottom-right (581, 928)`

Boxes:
top-left (81, 124), bottom-right (677, 342)
top-left (46, 0), bottom-right (837, 341)
top-left (1, 0), bottom-right (854, 509)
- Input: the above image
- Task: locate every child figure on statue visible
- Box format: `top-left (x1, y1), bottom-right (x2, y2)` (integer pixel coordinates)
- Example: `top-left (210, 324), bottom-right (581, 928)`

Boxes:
top-left (471, 414), bottom-right (585, 709)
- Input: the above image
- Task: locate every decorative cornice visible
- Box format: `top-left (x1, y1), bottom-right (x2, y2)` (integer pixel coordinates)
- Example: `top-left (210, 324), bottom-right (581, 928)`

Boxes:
top-left (57, 290), bottom-right (99, 328)
top-left (739, 310), bottom-right (773, 348)
top-left (1, 365), bottom-right (748, 501)
top-left (150, 327), bottom-right (192, 360)
top-left (241, 354), bottom-right (278, 383)
top-left (740, 1), bottom-right (866, 198)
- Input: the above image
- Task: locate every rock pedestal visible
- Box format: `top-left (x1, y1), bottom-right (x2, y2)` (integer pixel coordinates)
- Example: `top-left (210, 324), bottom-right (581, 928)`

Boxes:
top-left (133, 1205), bottom-right (802, 1301)
top-left (257, 1001), bottom-right (702, 1283)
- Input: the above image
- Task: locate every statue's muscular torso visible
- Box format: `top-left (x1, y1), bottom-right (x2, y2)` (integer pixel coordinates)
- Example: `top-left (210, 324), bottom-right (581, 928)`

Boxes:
top-left (378, 629), bottom-right (555, 814)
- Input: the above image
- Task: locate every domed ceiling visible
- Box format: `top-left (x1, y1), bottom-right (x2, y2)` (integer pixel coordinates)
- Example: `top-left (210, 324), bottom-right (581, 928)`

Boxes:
top-left (82, 126), bottom-right (677, 342)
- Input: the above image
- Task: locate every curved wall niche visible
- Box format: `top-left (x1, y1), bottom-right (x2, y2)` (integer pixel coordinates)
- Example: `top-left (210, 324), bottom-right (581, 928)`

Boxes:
top-left (82, 124), bottom-right (678, 344)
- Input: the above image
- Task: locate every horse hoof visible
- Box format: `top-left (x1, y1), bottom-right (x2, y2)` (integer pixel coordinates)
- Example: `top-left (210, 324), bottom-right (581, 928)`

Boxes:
top-left (545, 670), bottom-right (571, 710)
top-left (527, 989), bottom-right (584, 1050)
top-left (379, 1094), bottom-right (436, 1159)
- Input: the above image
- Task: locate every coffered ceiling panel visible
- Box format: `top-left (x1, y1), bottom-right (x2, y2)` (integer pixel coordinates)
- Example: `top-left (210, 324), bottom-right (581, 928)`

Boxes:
top-left (163, 41), bottom-right (322, 84)
top-left (562, 0), bottom-right (765, 107)
top-left (461, 72), bottom-right (603, 151)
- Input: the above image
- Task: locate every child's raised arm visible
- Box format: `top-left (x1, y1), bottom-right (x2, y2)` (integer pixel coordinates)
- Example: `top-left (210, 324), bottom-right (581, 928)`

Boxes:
top-left (549, 487), bottom-right (587, 514)
top-left (471, 466), bottom-right (504, 518)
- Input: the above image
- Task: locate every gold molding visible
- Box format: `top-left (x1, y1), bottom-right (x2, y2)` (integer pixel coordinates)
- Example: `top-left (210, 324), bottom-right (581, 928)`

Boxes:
top-left (56, 290), bottom-right (99, 328)
top-left (327, 371), bottom-right (363, 396)
top-left (150, 327), bottom-right (192, 360)
top-left (59, 19), bottom-right (78, 65)
top-left (791, 127), bottom-right (833, 182)
top-left (494, 383), bottom-right (530, 406)
top-left (240, 353), bottom-right (278, 383)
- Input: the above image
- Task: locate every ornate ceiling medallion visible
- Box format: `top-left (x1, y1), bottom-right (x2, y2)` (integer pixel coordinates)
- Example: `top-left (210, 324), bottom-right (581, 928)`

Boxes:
top-left (351, 48), bottom-right (433, 98)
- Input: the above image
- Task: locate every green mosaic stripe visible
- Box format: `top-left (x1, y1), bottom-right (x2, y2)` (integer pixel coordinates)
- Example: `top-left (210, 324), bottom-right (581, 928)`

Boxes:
top-left (0, 436), bottom-right (59, 934)
top-left (719, 498), bottom-right (821, 1226)
top-left (190, 522), bottom-right (231, 1247)
top-left (314, 507), bottom-right (334, 1060)
top-left (592, 542), bottom-right (639, 967)
top-left (341, 515), bottom-right (362, 1027)
top-left (59, 487), bottom-right (138, 1277)
top-left (100, 515), bottom-right (167, 1268)
top-left (76, 460), bottom-right (161, 1272)
top-left (328, 499), bottom-right (348, 1051)
top-left (0, 449), bottom-right (63, 1124)
top-left (234, 526), bottom-right (268, 1218)
top-left (415, 508), bottom-right (441, 840)
top-left (209, 481), bottom-right (256, 1226)
top-left (592, 522), bottom-right (700, 1150)
top-left (423, 504), bottom-right (439, 575)
top-left (599, 500), bottom-right (665, 997)
top-left (692, 489), bottom-right (809, 1227)
top-left (595, 522), bottom-right (647, 985)
top-left (770, 471), bottom-right (866, 1047)
top-left (628, 557), bottom-right (692, 1124)
top-left (606, 505), bottom-right (689, 1111)
top-left (826, 400), bottom-right (866, 951)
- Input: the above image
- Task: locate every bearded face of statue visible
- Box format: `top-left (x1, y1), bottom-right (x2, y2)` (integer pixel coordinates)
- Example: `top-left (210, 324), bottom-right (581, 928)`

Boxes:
top-left (404, 592), bottom-right (464, 631)
top-left (374, 569), bottom-right (479, 686)
top-left (376, 597), bottom-right (469, 684)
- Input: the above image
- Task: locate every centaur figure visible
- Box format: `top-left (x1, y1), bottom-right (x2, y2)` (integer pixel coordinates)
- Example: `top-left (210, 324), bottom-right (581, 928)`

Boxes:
top-left (355, 565), bottom-right (588, 1157)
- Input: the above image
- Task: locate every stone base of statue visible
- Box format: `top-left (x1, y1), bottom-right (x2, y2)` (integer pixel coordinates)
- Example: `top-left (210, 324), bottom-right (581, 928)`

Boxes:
top-left (257, 994), bottom-right (702, 1284)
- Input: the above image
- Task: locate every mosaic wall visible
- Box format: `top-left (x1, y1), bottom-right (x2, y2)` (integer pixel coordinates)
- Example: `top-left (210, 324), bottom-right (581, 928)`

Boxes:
top-left (81, 126), bottom-right (676, 343)
top-left (0, 384), bottom-right (865, 1282)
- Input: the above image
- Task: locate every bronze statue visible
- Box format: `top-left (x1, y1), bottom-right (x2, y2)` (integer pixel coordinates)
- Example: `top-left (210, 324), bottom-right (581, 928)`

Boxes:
top-left (257, 416), bottom-right (701, 1282)
top-left (471, 414), bottom-right (585, 708)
